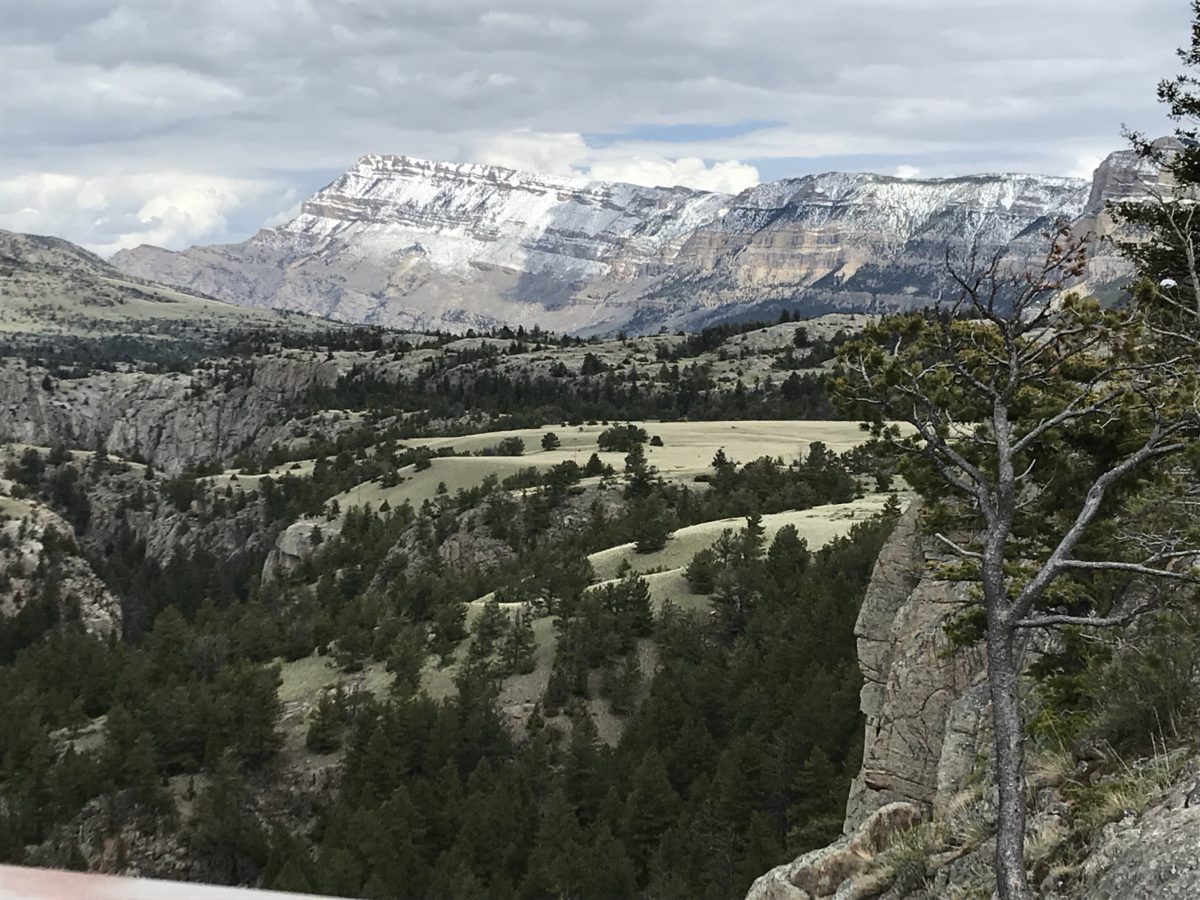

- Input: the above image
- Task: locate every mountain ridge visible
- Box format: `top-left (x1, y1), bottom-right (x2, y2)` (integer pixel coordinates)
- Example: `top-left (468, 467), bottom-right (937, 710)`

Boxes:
top-left (110, 153), bottom-right (1118, 335)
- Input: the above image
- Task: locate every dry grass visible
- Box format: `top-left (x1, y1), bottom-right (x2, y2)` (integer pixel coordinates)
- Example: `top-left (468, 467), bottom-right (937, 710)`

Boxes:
top-left (1028, 746), bottom-right (1077, 791)
top-left (855, 821), bottom-right (949, 895)
top-left (587, 495), bottom-right (904, 582)
top-left (408, 419), bottom-right (885, 482)
top-left (0, 271), bottom-right (299, 337)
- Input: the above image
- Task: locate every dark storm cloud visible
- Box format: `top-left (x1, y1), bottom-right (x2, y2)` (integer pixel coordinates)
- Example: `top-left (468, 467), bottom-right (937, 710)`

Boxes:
top-left (0, 0), bottom-right (1187, 252)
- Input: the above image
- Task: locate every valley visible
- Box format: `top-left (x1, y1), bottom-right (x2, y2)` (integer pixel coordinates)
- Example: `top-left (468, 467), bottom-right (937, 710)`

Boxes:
top-left (0, 230), bottom-right (907, 896)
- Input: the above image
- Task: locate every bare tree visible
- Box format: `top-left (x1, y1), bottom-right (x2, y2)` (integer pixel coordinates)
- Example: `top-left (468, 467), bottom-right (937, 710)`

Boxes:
top-left (834, 228), bottom-right (1199, 899)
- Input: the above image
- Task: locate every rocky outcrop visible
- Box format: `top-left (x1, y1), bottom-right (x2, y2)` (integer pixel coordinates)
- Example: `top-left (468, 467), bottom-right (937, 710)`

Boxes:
top-left (748, 496), bottom-right (1200, 899)
top-left (746, 502), bottom-right (989, 898)
top-left (1072, 138), bottom-right (1179, 295)
top-left (1080, 757), bottom-right (1200, 899)
top-left (111, 154), bottom-right (1095, 336)
top-left (746, 802), bottom-right (926, 900)
top-left (0, 355), bottom-right (342, 473)
top-left (844, 502), bottom-right (988, 830)
top-left (23, 797), bottom-right (202, 882)
top-left (263, 516), bottom-right (343, 582)
top-left (0, 493), bottom-right (122, 639)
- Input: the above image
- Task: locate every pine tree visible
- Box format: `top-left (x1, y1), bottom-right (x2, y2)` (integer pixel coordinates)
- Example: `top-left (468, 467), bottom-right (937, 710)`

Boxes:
top-left (428, 842), bottom-right (490, 900)
top-left (521, 785), bottom-right (584, 897)
top-left (470, 599), bottom-right (507, 661)
top-left (386, 625), bottom-right (426, 695)
top-left (619, 573), bottom-right (654, 637)
top-left (882, 492), bottom-right (903, 518)
top-left (766, 524), bottom-right (810, 586)
top-left (713, 566), bottom-right (758, 640)
top-left (604, 654), bottom-right (642, 715)
top-left (583, 452), bottom-right (607, 477)
top-left (320, 846), bottom-right (364, 898)
top-left (543, 656), bottom-right (574, 717)
top-left (563, 710), bottom-right (606, 824)
top-left (631, 496), bottom-right (672, 553)
top-left (578, 822), bottom-right (637, 898)
top-left (685, 546), bottom-right (720, 594)
top-left (737, 812), bottom-right (785, 892)
top-left (189, 757), bottom-right (270, 885)
top-left (501, 608), bottom-right (537, 675)
top-left (623, 750), bottom-right (682, 872)
top-left (740, 513), bottom-right (766, 563)
top-left (271, 857), bottom-right (315, 894)
top-left (306, 689), bottom-right (346, 754)
top-left (786, 746), bottom-right (845, 852)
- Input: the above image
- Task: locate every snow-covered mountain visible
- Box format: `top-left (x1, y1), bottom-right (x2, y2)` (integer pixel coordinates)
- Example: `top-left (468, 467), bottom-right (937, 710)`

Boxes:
top-left (111, 154), bottom-right (1101, 335)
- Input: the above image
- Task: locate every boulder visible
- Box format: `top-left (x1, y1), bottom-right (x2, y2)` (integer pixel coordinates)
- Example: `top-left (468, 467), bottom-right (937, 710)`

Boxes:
top-left (746, 802), bottom-right (926, 900)
top-left (1081, 759), bottom-right (1200, 898)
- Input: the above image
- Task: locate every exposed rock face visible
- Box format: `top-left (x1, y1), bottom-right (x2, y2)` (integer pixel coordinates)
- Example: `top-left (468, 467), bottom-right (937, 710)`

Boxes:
top-left (844, 502), bottom-right (988, 830)
top-left (745, 502), bottom-right (990, 899)
top-left (652, 172), bottom-right (1088, 326)
top-left (112, 154), bottom-right (1098, 336)
top-left (263, 516), bottom-right (343, 582)
top-left (0, 355), bottom-right (341, 474)
top-left (745, 802), bottom-right (926, 900)
top-left (1081, 758), bottom-right (1200, 899)
top-left (23, 796), bottom-right (203, 882)
top-left (1072, 138), bottom-right (1179, 296)
top-left (748, 498), bottom-right (1200, 899)
top-left (0, 493), bottom-right (122, 639)
top-left (113, 155), bottom-right (730, 335)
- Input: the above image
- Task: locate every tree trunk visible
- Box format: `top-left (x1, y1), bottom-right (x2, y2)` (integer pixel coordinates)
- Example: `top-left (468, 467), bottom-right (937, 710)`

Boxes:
top-left (986, 609), bottom-right (1034, 900)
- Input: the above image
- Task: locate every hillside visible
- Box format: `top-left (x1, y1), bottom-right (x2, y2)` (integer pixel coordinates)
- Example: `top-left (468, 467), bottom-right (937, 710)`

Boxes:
top-left (0, 229), bottom-right (324, 347)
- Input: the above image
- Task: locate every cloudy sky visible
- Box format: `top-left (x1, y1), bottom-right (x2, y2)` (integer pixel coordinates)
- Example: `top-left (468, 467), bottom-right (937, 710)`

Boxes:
top-left (0, 0), bottom-right (1188, 256)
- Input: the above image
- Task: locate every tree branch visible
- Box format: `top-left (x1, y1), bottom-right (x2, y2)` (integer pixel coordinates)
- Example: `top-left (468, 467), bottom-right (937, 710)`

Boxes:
top-left (1014, 602), bottom-right (1159, 629)
top-left (934, 533), bottom-right (983, 560)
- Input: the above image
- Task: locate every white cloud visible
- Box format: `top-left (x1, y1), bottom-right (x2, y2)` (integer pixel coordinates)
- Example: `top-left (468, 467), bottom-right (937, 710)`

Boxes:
top-left (1067, 153), bottom-right (1105, 179)
top-left (469, 130), bottom-right (759, 193)
top-left (587, 156), bottom-right (759, 193)
top-left (893, 164), bottom-right (922, 179)
top-left (262, 196), bottom-right (304, 229)
top-left (0, 172), bottom-right (291, 254)
top-left (469, 130), bottom-right (589, 176)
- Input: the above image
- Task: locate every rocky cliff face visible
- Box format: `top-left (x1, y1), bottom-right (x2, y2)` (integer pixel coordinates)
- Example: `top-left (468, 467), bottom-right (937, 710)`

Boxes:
top-left (1071, 138), bottom-right (1177, 296)
top-left (748, 501), bottom-right (1200, 899)
top-left (0, 488), bottom-right (122, 640)
top-left (747, 503), bottom-right (991, 899)
top-left (112, 155), bottom-right (1098, 336)
top-left (842, 502), bottom-right (989, 830)
top-left (650, 173), bottom-right (1088, 327)
top-left (0, 354), bottom-right (343, 474)
top-left (1079, 758), bottom-right (1200, 899)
